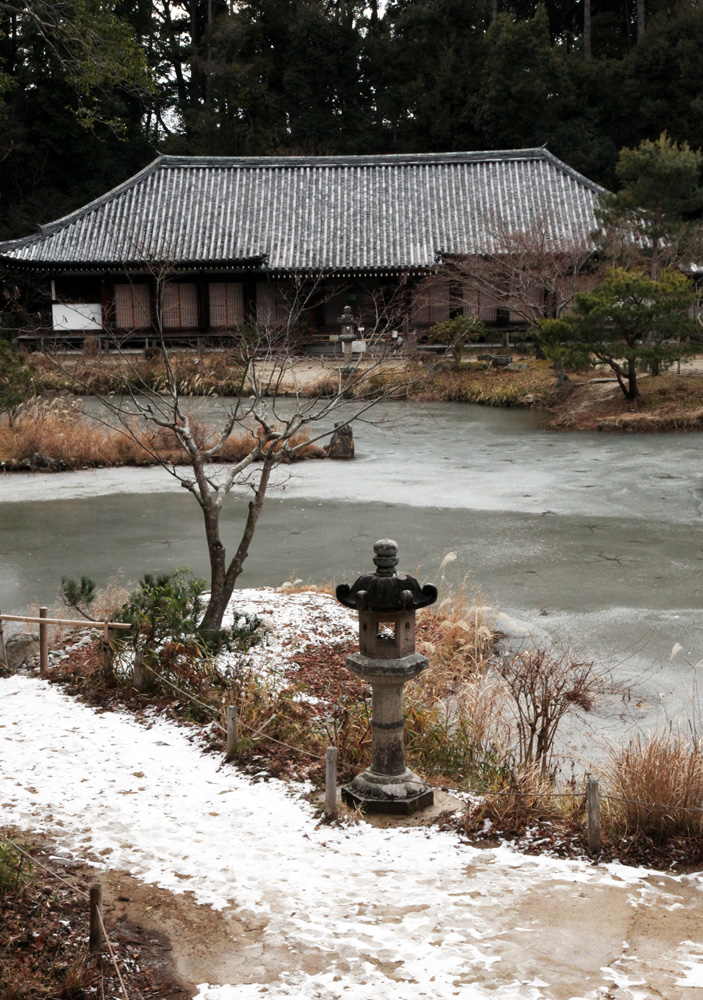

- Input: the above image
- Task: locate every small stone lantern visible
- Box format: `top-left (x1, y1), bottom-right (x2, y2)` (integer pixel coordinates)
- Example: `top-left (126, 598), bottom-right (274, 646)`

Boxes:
top-left (336, 539), bottom-right (438, 814)
top-left (337, 305), bottom-right (357, 369)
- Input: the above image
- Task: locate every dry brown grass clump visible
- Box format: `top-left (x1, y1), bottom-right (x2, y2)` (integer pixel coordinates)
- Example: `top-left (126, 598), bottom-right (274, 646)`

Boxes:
top-left (415, 586), bottom-right (495, 698)
top-left (411, 360), bottom-right (558, 407)
top-left (0, 399), bottom-right (324, 470)
top-left (27, 350), bottom-right (250, 397)
top-left (463, 762), bottom-right (576, 834)
top-left (603, 732), bottom-right (703, 839)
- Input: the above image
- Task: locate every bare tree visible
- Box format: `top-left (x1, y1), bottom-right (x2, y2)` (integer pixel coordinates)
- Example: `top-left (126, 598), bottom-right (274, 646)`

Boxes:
top-left (418, 213), bottom-right (596, 341)
top-left (49, 270), bottom-right (419, 635)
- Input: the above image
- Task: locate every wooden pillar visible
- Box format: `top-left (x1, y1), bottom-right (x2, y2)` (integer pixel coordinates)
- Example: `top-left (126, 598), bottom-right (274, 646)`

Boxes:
top-left (0, 610), bottom-right (6, 667)
top-left (39, 608), bottom-right (48, 679)
top-left (100, 277), bottom-right (115, 333)
top-left (198, 277), bottom-right (210, 333)
top-left (103, 623), bottom-right (115, 681)
top-left (637, 0), bottom-right (645, 40)
top-left (133, 648), bottom-right (152, 692)
top-left (584, 0), bottom-right (591, 58)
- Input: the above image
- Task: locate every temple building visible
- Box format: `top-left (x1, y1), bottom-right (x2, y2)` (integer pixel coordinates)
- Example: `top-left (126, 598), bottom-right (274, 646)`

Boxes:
top-left (0, 148), bottom-right (606, 348)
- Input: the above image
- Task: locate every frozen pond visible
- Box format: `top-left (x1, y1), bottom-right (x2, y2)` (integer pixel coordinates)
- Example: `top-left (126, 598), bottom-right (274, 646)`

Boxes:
top-left (2, 399), bottom-right (702, 739)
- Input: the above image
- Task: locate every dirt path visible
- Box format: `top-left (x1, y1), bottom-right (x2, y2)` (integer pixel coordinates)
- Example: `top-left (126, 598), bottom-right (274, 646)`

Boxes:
top-left (83, 832), bottom-right (703, 998)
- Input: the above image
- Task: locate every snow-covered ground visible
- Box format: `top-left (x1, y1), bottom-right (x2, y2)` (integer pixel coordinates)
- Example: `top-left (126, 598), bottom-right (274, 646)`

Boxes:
top-left (2, 676), bottom-right (703, 998)
top-left (219, 587), bottom-right (357, 682)
top-left (2, 590), bottom-right (703, 998)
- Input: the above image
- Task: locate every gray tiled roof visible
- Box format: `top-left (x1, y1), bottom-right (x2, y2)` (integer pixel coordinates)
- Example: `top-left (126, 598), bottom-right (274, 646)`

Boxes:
top-left (0, 149), bottom-right (607, 273)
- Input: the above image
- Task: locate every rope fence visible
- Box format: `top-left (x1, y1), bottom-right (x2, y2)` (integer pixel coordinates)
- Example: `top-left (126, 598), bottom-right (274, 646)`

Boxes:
top-left (478, 787), bottom-right (703, 815)
top-left (143, 665), bottom-right (703, 843)
top-left (7, 614), bottom-right (703, 842)
top-left (0, 831), bottom-right (133, 998)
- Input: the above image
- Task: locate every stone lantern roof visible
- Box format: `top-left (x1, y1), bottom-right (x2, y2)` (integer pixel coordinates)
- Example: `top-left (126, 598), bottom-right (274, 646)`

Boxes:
top-left (336, 539), bottom-right (437, 613)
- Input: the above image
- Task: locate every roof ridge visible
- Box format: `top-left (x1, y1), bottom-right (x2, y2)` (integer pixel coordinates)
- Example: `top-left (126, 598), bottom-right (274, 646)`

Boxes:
top-left (34, 156), bottom-right (163, 238)
top-left (156, 148), bottom-right (549, 169)
top-left (539, 148), bottom-right (609, 196)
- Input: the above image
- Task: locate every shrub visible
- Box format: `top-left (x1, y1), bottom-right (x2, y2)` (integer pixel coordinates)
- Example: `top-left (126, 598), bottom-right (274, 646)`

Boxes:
top-left (0, 841), bottom-right (31, 900)
top-left (603, 733), bottom-right (703, 839)
top-left (428, 315), bottom-right (485, 362)
top-left (0, 340), bottom-right (32, 425)
top-left (495, 647), bottom-right (599, 777)
top-left (463, 762), bottom-right (576, 834)
top-left (116, 569), bottom-right (261, 688)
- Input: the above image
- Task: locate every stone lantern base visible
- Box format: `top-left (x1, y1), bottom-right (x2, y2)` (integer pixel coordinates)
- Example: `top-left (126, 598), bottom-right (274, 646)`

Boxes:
top-left (341, 768), bottom-right (434, 815)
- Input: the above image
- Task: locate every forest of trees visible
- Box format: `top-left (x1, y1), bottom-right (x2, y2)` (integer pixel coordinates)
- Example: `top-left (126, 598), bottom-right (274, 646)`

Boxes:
top-left (1, 0), bottom-right (703, 241)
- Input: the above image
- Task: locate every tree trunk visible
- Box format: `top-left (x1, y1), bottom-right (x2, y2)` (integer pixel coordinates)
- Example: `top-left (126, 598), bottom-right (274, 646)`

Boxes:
top-left (650, 235), bottom-right (660, 282)
top-left (584, 0), bottom-right (591, 58)
top-left (199, 453), bottom-right (276, 635)
top-left (491, 0), bottom-right (498, 22)
top-left (626, 357), bottom-right (639, 399)
top-left (637, 0), bottom-right (645, 40)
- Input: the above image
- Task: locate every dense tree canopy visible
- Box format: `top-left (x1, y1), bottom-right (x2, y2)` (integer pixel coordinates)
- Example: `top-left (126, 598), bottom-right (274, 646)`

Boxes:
top-left (2, 0), bottom-right (703, 239)
top-left (538, 267), bottom-right (699, 399)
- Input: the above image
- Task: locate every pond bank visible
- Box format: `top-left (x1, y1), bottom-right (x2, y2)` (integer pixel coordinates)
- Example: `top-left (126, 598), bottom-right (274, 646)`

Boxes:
top-left (21, 351), bottom-right (703, 435)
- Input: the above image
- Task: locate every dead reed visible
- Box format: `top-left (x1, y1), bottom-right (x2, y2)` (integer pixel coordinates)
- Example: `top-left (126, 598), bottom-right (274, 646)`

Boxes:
top-left (602, 732), bottom-right (703, 839)
top-left (463, 762), bottom-right (575, 834)
top-left (0, 398), bottom-right (324, 470)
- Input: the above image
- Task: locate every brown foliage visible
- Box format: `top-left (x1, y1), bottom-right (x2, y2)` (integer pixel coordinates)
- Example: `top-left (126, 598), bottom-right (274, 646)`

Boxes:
top-left (0, 398), bottom-right (324, 470)
top-left (603, 733), bottom-right (703, 839)
top-left (495, 647), bottom-right (599, 776)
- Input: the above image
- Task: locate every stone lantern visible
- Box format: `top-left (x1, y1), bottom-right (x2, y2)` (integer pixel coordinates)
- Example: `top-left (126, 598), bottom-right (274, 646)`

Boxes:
top-left (336, 305), bottom-right (357, 369)
top-left (336, 539), bottom-right (438, 814)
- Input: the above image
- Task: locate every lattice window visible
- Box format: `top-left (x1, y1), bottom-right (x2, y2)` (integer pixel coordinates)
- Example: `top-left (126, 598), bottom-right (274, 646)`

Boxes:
top-left (209, 283), bottom-right (244, 328)
top-left (256, 283), bottom-right (288, 327)
top-left (114, 284), bottom-right (151, 330)
top-left (461, 284), bottom-right (481, 320)
top-left (162, 283), bottom-right (199, 329)
top-left (411, 284), bottom-right (451, 325)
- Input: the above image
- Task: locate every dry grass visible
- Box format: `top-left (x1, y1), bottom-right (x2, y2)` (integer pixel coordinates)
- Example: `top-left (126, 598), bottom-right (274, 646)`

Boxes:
top-left (403, 358), bottom-right (558, 406)
top-left (549, 371), bottom-right (703, 431)
top-left (0, 398), bottom-right (325, 470)
top-left (602, 732), bottom-right (703, 839)
top-left (415, 586), bottom-right (495, 697)
top-left (27, 350), bottom-right (249, 397)
top-left (464, 762), bottom-right (575, 833)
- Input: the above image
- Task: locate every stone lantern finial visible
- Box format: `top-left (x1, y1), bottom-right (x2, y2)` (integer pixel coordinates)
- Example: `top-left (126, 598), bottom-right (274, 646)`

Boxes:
top-left (373, 538), bottom-right (398, 576)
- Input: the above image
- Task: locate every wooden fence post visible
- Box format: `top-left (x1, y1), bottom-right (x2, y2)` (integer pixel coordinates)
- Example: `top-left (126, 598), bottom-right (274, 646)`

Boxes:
top-left (39, 607), bottom-right (48, 679)
top-left (89, 883), bottom-right (103, 953)
top-left (133, 648), bottom-right (151, 692)
top-left (325, 746), bottom-right (338, 818)
top-left (587, 778), bottom-right (601, 855)
top-left (0, 609), bottom-right (6, 667)
top-left (226, 706), bottom-right (238, 758)
top-left (102, 623), bottom-right (116, 681)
